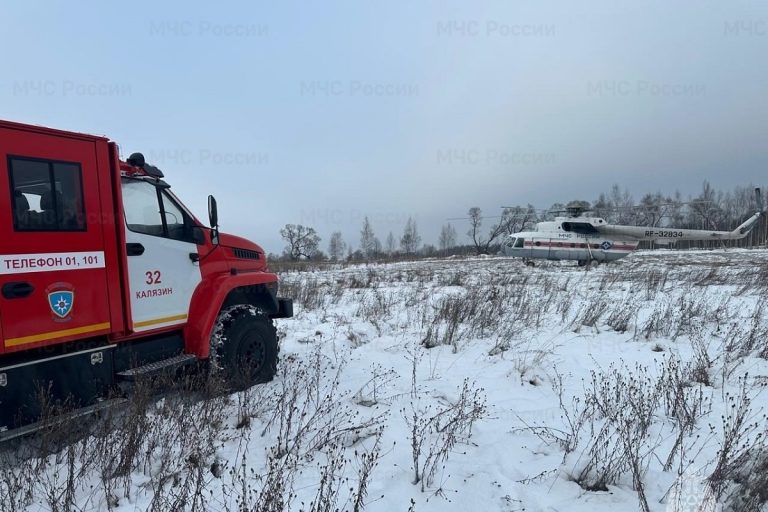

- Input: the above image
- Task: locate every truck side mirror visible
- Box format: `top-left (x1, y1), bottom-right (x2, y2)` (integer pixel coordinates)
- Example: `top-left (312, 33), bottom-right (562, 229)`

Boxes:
top-left (208, 195), bottom-right (219, 245)
top-left (208, 195), bottom-right (218, 228)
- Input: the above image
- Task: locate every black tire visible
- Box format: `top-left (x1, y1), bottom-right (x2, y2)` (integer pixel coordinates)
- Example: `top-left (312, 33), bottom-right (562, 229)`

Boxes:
top-left (212, 306), bottom-right (278, 389)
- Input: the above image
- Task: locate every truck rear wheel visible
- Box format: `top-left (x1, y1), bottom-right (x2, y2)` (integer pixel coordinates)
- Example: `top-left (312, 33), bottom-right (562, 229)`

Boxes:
top-left (211, 306), bottom-right (278, 389)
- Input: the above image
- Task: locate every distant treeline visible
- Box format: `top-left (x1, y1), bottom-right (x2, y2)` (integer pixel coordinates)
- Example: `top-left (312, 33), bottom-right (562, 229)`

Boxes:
top-left (271, 181), bottom-right (768, 263)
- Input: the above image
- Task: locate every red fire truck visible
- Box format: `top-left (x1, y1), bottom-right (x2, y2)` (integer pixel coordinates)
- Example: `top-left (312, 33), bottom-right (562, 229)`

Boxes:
top-left (0, 119), bottom-right (292, 437)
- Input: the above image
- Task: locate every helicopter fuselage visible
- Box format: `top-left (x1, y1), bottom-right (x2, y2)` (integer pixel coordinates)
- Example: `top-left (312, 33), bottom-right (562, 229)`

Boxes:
top-left (501, 208), bottom-right (762, 264)
top-left (501, 222), bottom-right (639, 264)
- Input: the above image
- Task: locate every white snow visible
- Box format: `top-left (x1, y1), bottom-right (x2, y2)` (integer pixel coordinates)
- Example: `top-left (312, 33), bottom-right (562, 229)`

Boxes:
top-left (4, 249), bottom-right (768, 511)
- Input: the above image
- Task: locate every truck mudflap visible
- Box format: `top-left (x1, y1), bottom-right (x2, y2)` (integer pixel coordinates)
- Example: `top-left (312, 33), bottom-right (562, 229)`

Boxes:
top-left (270, 297), bottom-right (293, 319)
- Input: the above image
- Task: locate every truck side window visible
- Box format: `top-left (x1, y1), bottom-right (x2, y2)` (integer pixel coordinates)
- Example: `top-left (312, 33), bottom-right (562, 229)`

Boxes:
top-left (8, 157), bottom-right (86, 232)
top-left (122, 178), bottom-right (196, 242)
top-left (161, 192), bottom-right (190, 241)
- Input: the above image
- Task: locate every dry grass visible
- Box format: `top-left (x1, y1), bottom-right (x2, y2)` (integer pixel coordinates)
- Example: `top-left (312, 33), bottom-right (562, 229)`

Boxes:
top-left (7, 252), bottom-right (768, 511)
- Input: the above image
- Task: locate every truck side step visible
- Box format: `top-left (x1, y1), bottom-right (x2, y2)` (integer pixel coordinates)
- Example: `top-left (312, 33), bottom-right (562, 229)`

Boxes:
top-left (0, 398), bottom-right (128, 443)
top-left (116, 353), bottom-right (198, 381)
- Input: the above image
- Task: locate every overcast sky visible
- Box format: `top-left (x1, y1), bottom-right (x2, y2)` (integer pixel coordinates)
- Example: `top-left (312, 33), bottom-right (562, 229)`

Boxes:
top-left (3, 1), bottom-right (768, 253)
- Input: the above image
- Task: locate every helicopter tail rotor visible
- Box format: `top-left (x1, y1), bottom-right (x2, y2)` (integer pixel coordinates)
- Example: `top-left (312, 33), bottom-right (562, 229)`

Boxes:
top-left (755, 187), bottom-right (764, 212)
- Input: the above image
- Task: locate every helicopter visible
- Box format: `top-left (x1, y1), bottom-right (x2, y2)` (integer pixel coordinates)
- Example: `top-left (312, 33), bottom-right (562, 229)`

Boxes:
top-left (501, 188), bottom-right (764, 266)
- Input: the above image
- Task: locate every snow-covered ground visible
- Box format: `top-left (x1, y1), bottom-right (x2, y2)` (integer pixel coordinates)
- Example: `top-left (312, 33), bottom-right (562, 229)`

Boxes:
top-left (4, 249), bottom-right (768, 512)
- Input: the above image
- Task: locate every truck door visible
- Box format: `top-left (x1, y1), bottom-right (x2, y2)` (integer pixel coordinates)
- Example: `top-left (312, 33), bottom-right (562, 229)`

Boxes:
top-left (120, 177), bottom-right (202, 333)
top-left (0, 131), bottom-right (111, 353)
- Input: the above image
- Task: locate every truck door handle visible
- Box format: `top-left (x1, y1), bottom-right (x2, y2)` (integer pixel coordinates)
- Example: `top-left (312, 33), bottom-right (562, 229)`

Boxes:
top-left (126, 243), bottom-right (145, 256)
top-left (2, 282), bottom-right (34, 299)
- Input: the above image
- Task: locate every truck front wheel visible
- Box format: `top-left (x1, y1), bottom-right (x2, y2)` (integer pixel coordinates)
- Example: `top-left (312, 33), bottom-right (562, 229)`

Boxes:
top-left (211, 306), bottom-right (278, 389)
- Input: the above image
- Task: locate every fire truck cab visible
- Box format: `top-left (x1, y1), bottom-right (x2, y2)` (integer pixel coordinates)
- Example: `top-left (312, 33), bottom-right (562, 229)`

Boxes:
top-left (0, 119), bottom-right (292, 436)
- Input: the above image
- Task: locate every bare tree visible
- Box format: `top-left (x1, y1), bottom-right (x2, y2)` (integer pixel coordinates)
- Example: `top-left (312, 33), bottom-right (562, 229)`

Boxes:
top-left (667, 190), bottom-right (685, 227)
top-left (400, 217), bottom-right (421, 255)
top-left (385, 232), bottom-right (396, 255)
top-left (466, 207), bottom-right (505, 255)
top-left (616, 186), bottom-right (637, 224)
top-left (499, 205), bottom-right (537, 235)
top-left (467, 207), bottom-right (483, 247)
top-left (689, 180), bottom-right (723, 230)
top-left (280, 224), bottom-right (321, 260)
top-left (634, 193), bottom-right (665, 227)
top-left (438, 223), bottom-right (457, 252)
top-left (328, 231), bottom-right (346, 261)
top-left (360, 217), bottom-right (377, 259)
top-left (592, 192), bottom-right (613, 222)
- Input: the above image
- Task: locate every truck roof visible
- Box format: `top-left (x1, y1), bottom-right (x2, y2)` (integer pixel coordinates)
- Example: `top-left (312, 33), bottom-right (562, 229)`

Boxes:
top-left (0, 119), bottom-right (109, 143)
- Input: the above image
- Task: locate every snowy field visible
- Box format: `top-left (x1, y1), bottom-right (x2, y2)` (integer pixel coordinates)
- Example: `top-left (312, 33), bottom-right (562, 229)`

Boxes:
top-left (4, 249), bottom-right (768, 512)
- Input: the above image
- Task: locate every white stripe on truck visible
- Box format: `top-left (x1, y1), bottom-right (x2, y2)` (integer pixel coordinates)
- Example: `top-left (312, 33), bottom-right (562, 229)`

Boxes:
top-left (0, 251), bottom-right (105, 274)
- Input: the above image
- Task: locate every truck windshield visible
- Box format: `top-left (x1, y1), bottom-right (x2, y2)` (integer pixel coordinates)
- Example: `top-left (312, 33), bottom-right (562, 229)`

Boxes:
top-left (122, 178), bottom-right (190, 241)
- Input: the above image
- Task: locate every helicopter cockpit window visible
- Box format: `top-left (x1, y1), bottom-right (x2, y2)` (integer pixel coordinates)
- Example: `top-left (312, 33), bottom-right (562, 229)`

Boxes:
top-left (505, 237), bottom-right (516, 247)
top-left (514, 238), bottom-right (524, 248)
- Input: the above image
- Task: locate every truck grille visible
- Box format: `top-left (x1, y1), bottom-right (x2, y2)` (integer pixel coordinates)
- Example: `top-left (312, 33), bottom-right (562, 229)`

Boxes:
top-left (232, 247), bottom-right (260, 260)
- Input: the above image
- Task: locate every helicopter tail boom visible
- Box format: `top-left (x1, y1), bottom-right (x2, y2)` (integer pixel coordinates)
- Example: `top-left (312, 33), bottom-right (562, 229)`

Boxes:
top-left (597, 187), bottom-right (763, 242)
top-left (731, 211), bottom-right (762, 237)
top-left (597, 211), bottom-right (762, 241)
